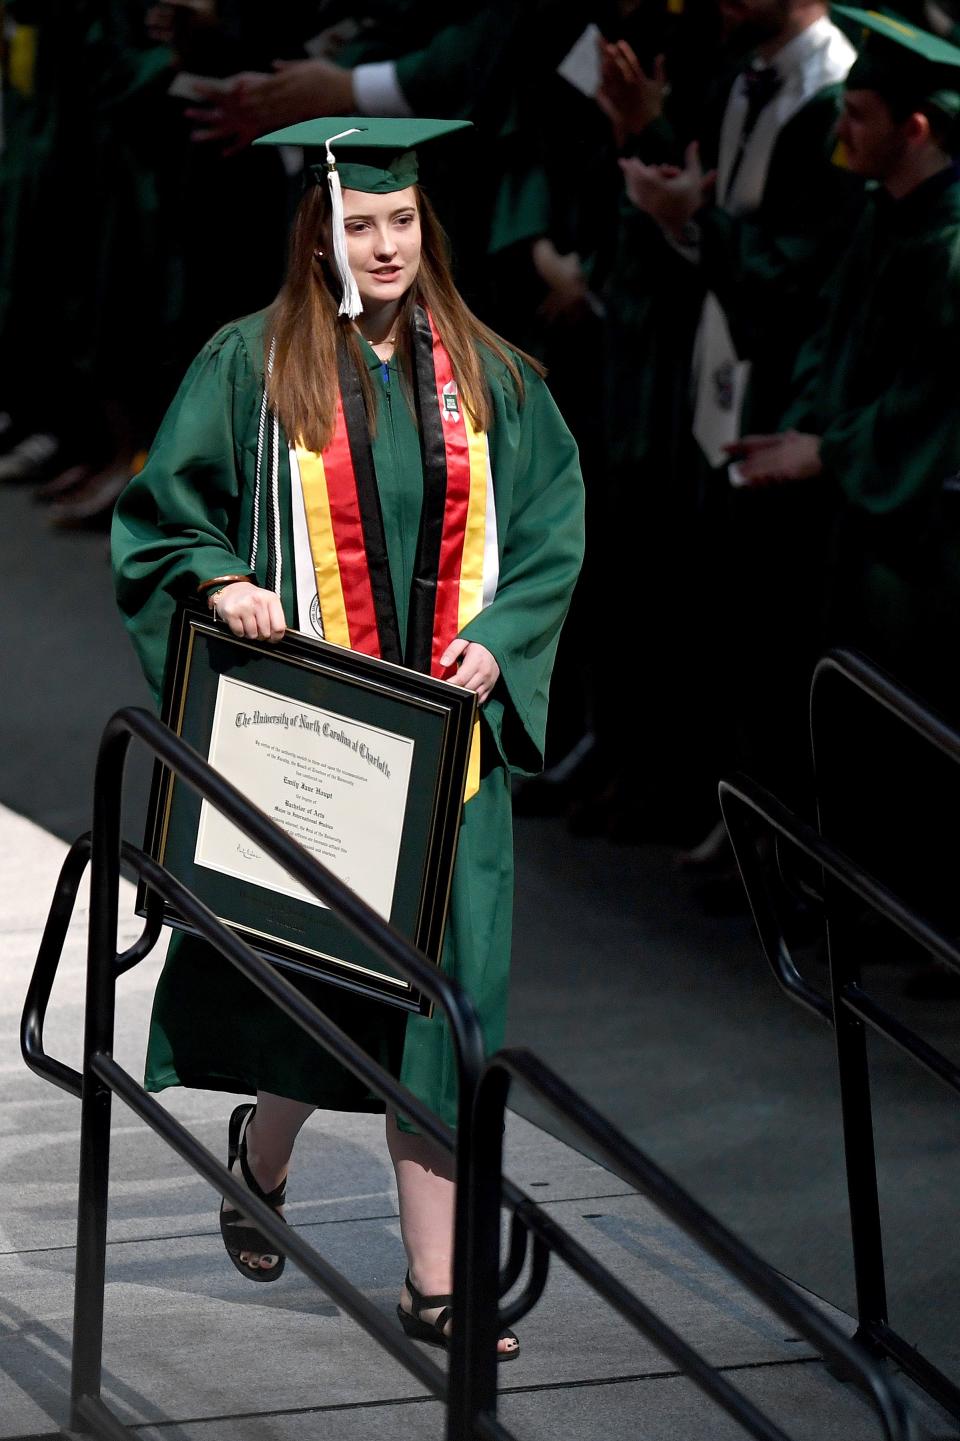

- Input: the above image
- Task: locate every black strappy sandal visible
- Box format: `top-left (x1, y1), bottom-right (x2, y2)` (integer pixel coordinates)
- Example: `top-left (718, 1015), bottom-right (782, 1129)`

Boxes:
top-left (219, 1103), bottom-right (288, 1283)
top-left (397, 1271), bottom-right (519, 1361)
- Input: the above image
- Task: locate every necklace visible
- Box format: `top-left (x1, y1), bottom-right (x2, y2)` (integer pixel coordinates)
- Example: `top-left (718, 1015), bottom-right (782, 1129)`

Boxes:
top-left (355, 317), bottom-right (399, 356)
top-left (370, 329), bottom-right (398, 356)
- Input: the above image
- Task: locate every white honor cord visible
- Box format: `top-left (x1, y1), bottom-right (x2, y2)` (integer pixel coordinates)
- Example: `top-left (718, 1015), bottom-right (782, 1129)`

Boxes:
top-left (325, 128), bottom-right (364, 319)
top-left (250, 338), bottom-right (276, 574)
top-left (270, 412), bottom-right (282, 597)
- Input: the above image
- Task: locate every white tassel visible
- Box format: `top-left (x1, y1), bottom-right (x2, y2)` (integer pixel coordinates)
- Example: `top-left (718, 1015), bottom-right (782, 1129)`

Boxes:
top-left (325, 129), bottom-right (364, 319)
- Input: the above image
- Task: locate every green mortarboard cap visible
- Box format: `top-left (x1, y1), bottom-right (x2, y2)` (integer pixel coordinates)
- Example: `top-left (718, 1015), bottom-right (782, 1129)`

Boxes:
top-left (254, 117), bottom-right (472, 320)
top-left (254, 116), bottom-right (472, 193)
top-left (836, 6), bottom-right (960, 117)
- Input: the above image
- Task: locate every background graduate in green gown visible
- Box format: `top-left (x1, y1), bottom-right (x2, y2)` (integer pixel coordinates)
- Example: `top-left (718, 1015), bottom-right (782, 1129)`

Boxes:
top-left (111, 117), bottom-right (584, 1355)
top-left (731, 11), bottom-right (960, 952)
top-left (732, 7), bottom-right (960, 713)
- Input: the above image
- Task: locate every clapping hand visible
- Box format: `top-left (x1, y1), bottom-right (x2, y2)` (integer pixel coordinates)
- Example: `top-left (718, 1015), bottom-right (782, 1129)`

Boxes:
top-left (187, 58), bottom-right (354, 154)
top-left (531, 239), bottom-right (591, 326)
top-left (596, 39), bottom-right (667, 147)
top-left (618, 141), bottom-right (716, 238)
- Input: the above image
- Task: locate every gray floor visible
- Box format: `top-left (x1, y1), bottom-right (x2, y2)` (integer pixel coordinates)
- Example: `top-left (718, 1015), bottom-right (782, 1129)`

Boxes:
top-left (2, 480), bottom-right (960, 1436)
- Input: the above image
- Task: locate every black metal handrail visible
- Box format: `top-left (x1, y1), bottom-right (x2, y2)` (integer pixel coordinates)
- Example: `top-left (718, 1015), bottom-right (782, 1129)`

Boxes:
top-left (23, 833), bottom-right (169, 1100)
top-left (22, 832), bottom-right (91, 1100)
top-left (24, 705), bottom-right (497, 1438)
top-left (718, 775), bottom-right (960, 1090)
top-left (812, 650), bottom-right (960, 777)
top-left (20, 825), bottom-right (558, 1299)
top-left (461, 1047), bottom-right (919, 1441)
top-left (718, 646), bottom-right (960, 1421)
top-left (20, 700), bottom-right (922, 1439)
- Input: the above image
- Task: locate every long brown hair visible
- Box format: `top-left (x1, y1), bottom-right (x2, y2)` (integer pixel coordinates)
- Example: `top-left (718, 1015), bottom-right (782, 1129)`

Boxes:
top-left (265, 184), bottom-right (543, 453)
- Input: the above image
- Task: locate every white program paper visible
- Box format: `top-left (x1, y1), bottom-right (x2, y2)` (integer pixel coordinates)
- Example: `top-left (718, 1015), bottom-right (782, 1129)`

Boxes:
top-left (692, 293), bottom-right (752, 469)
top-left (195, 675), bottom-right (415, 919)
top-left (557, 23), bottom-right (601, 98)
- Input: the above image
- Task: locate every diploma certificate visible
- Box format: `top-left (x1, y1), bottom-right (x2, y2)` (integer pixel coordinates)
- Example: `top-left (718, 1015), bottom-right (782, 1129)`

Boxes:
top-left (195, 676), bottom-right (414, 918)
top-left (141, 609), bottom-right (476, 1013)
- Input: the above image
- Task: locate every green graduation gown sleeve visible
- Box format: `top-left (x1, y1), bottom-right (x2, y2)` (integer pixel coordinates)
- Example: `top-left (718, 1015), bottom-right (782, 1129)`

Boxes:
top-left (113, 326), bottom-right (268, 704)
top-left (459, 358), bottom-right (584, 774)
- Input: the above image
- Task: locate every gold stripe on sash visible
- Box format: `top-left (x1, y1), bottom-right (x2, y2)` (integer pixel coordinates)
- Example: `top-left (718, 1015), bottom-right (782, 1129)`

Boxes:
top-left (458, 421), bottom-right (491, 632)
top-left (459, 423), bottom-right (492, 804)
top-left (465, 717), bottom-right (482, 802)
top-left (296, 446), bottom-right (351, 647)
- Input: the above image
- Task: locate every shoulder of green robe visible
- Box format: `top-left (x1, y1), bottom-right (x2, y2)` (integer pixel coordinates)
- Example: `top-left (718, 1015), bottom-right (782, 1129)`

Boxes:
top-left (476, 340), bottom-right (544, 412)
top-left (474, 341), bottom-right (518, 412)
top-left (199, 308), bottom-right (270, 381)
top-left (890, 197), bottom-right (960, 311)
top-left (928, 175), bottom-right (960, 229)
top-left (879, 175), bottom-right (960, 256)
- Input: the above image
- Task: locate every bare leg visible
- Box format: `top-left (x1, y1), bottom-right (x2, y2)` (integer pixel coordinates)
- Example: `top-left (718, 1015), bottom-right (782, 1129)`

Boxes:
top-left (387, 1111), bottom-right (517, 1355)
top-left (229, 1091), bottom-right (314, 1273)
top-left (387, 1108), bottom-right (456, 1293)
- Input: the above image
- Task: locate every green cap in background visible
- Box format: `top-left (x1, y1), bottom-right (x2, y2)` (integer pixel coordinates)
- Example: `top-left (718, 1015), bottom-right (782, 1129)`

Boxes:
top-left (836, 6), bottom-right (960, 118)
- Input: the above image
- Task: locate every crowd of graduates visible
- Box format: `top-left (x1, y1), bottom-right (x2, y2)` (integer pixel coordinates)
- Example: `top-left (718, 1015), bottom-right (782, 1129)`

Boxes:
top-left (4, 0), bottom-right (960, 877)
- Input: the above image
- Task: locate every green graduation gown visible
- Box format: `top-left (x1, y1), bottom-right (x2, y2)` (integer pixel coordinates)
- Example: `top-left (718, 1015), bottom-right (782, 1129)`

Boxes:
top-left (111, 309), bottom-right (584, 1130)
top-left (782, 164), bottom-right (960, 706)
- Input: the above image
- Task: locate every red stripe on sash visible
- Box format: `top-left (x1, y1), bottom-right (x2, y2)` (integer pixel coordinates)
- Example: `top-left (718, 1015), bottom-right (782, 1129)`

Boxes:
top-left (323, 391), bottom-right (382, 657)
top-left (428, 313), bottom-right (472, 678)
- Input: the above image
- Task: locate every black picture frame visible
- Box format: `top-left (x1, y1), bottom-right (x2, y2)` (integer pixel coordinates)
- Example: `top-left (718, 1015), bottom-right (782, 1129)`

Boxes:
top-left (139, 607), bottom-right (476, 1014)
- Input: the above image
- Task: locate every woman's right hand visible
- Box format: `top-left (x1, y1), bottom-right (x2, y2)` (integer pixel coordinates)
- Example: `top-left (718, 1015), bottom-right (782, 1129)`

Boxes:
top-left (209, 582), bottom-right (286, 642)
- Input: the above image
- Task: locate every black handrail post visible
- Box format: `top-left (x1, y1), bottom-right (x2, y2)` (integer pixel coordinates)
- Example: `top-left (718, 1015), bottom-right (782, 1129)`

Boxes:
top-left (813, 667), bottom-right (888, 1344)
top-left (446, 1039), bottom-right (496, 1436)
top-left (449, 1065), bottom-right (510, 1439)
top-left (70, 720), bottom-right (127, 1429)
top-left (476, 1048), bottom-right (918, 1441)
top-left (824, 897), bottom-right (889, 1344)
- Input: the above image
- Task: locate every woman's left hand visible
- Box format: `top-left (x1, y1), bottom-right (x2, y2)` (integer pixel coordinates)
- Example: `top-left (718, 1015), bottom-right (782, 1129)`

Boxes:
top-left (440, 639), bottom-right (500, 705)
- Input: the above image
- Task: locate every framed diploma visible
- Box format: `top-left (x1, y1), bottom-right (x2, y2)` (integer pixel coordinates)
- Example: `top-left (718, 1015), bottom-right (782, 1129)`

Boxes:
top-left (140, 607), bottom-right (477, 1014)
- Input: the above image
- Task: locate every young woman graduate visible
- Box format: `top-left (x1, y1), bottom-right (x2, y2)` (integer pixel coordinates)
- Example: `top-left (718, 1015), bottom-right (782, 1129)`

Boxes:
top-left (111, 117), bottom-right (585, 1358)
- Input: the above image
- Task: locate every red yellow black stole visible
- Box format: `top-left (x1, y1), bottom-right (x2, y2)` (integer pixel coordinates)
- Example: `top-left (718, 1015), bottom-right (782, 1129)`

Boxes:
top-left (294, 306), bottom-right (497, 799)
